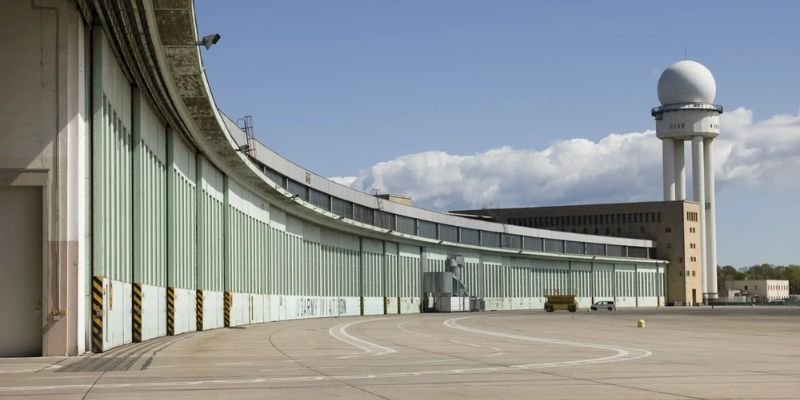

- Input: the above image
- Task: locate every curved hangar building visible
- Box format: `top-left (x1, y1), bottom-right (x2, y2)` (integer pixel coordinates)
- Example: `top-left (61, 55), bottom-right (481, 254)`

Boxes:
top-left (3, 1), bottom-right (689, 357)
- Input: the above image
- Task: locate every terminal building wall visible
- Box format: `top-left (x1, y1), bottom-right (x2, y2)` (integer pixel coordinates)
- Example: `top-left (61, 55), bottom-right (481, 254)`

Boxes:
top-left (0, 0), bottom-right (666, 357)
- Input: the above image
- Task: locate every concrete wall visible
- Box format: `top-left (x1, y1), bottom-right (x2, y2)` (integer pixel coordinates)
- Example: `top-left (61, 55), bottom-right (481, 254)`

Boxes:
top-left (0, 1), bottom-right (89, 356)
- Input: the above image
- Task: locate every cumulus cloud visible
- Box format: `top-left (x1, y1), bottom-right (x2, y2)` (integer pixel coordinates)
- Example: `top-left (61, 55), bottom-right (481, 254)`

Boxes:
top-left (332, 107), bottom-right (800, 211)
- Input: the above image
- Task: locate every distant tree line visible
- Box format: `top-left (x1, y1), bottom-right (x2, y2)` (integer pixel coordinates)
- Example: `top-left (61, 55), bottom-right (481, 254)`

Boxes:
top-left (718, 264), bottom-right (800, 294)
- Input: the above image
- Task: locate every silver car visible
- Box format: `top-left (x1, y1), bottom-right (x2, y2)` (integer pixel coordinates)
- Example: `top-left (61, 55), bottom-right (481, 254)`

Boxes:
top-left (590, 300), bottom-right (616, 311)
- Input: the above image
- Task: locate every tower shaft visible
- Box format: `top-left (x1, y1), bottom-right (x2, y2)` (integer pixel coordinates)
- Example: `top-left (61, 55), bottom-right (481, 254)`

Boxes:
top-left (674, 140), bottom-right (686, 200)
top-left (703, 139), bottom-right (718, 299)
top-left (662, 140), bottom-right (675, 200)
top-left (692, 137), bottom-right (708, 300)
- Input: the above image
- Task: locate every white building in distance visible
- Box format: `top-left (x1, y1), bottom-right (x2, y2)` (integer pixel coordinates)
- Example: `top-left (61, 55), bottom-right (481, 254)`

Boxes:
top-left (723, 280), bottom-right (790, 302)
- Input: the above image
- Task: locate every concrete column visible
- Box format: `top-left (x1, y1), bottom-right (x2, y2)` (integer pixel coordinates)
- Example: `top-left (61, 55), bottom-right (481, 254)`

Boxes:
top-left (691, 136), bottom-right (707, 300)
top-left (703, 138), bottom-right (718, 299)
top-left (662, 140), bottom-right (676, 200)
top-left (674, 140), bottom-right (686, 200)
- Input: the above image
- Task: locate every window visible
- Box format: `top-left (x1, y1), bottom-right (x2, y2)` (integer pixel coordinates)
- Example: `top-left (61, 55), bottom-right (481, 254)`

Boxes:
top-left (607, 244), bottom-right (625, 257)
top-left (481, 231), bottom-right (501, 248)
top-left (666, 243), bottom-right (671, 249)
top-left (395, 215), bottom-right (415, 235)
top-left (287, 179), bottom-right (308, 201)
top-left (331, 197), bottom-right (353, 218)
top-left (544, 239), bottom-right (564, 253)
top-left (502, 234), bottom-right (522, 249)
top-left (523, 237), bottom-right (543, 252)
top-left (417, 220), bottom-right (437, 239)
top-left (374, 210), bottom-right (394, 230)
top-left (353, 204), bottom-right (373, 224)
top-left (587, 243), bottom-right (606, 256)
top-left (565, 241), bottom-right (585, 254)
top-left (439, 224), bottom-right (458, 242)
top-left (665, 227), bottom-right (672, 233)
top-left (263, 167), bottom-right (285, 187)
top-left (460, 228), bottom-right (480, 245)
top-left (308, 188), bottom-right (330, 210)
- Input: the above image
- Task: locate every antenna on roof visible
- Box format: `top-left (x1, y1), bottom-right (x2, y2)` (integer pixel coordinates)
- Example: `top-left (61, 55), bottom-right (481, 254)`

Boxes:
top-left (684, 47), bottom-right (688, 60)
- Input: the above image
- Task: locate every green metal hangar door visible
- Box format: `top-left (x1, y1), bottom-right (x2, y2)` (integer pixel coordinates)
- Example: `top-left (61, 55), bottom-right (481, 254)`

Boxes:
top-left (0, 0), bottom-right (666, 356)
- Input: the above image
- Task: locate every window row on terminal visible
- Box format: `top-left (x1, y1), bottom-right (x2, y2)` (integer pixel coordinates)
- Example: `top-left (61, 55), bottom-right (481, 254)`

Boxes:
top-left (510, 212), bottom-right (664, 229)
top-left (263, 165), bottom-right (654, 260)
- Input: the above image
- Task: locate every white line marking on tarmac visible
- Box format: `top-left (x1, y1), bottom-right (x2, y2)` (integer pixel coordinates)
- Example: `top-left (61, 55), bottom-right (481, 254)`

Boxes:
top-left (397, 320), bottom-right (505, 357)
top-left (329, 318), bottom-right (397, 357)
top-left (442, 316), bottom-right (652, 368)
top-left (0, 316), bottom-right (652, 393)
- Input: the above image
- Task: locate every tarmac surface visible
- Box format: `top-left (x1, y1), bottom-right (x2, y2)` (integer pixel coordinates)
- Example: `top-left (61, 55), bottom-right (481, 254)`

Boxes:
top-left (1, 307), bottom-right (799, 399)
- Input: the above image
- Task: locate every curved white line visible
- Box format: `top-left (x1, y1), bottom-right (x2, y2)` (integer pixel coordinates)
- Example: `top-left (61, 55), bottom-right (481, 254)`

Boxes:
top-left (328, 318), bottom-right (397, 357)
top-left (443, 316), bottom-right (652, 368)
top-left (397, 320), bottom-right (504, 356)
top-left (0, 316), bottom-right (652, 393)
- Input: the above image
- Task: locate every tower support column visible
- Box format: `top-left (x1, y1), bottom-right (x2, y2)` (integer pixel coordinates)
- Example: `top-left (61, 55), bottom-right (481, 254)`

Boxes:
top-left (691, 137), bottom-right (707, 302)
top-left (703, 138), bottom-right (718, 299)
top-left (662, 139), bottom-right (676, 200)
top-left (674, 140), bottom-right (686, 200)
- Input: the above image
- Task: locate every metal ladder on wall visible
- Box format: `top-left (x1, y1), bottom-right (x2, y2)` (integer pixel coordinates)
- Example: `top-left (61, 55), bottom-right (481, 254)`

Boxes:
top-left (372, 188), bottom-right (386, 228)
top-left (236, 115), bottom-right (256, 158)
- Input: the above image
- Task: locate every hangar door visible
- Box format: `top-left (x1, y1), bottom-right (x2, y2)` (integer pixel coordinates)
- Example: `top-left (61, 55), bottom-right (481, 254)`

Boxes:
top-left (0, 186), bottom-right (42, 356)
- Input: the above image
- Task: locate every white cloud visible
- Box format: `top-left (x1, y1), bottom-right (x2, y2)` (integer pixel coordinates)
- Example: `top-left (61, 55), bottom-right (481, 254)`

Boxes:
top-left (333, 107), bottom-right (800, 211)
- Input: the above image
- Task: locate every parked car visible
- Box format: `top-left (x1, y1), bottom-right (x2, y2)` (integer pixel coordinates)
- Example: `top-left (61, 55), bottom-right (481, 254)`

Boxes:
top-left (591, 300), bottom-right (616, 311)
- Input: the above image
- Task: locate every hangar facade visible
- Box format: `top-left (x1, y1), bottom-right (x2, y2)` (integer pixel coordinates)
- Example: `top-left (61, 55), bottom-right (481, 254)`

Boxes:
top-left (0, 0), bottom-right (664, 357)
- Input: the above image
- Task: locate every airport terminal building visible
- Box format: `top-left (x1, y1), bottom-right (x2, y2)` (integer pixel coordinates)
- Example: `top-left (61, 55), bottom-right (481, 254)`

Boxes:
top-left (454, 201), bottom-right (704, 306)
top-left (0, 1), bottom-right (722, 357)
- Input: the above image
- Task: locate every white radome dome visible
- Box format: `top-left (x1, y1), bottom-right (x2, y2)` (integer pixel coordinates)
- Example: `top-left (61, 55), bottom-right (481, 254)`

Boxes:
top-left (657, 60), bottom-right (716, 105)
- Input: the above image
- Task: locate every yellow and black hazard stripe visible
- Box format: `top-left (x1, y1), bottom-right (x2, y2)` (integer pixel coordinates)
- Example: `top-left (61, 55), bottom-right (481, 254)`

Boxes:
top-left (132, 283), bottom-right (143, 342)
top-left (223, 291), bottom-right (231, 327)
top-left (195, 289), bottom-right (204, 331)
top-left (359, 296), bottom-right (365, 316)
top-left (91, 276), bottom-right (104, 353)
top-left (397, 296), bottom-right (401, 315)
top-left (166, 287), bottom-right (175, 336)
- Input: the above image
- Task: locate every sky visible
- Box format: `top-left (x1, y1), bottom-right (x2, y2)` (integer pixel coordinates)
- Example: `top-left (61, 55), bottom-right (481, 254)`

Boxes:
top-left (195, 1), bottom-right (800, 268)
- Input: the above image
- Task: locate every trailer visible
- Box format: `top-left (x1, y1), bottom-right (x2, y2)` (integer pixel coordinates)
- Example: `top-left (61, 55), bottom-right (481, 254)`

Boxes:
top-left (544, 292), bottom-right (578, 312)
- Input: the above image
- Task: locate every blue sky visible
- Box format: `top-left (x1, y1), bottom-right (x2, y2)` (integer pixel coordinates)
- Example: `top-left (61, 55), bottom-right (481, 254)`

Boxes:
top-left (195, 1), bottom-right (800, 267)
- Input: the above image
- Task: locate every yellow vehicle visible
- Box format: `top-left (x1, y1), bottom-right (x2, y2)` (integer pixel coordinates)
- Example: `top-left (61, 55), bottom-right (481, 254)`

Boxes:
top-left (544, 291), bottom-right (578, 312)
